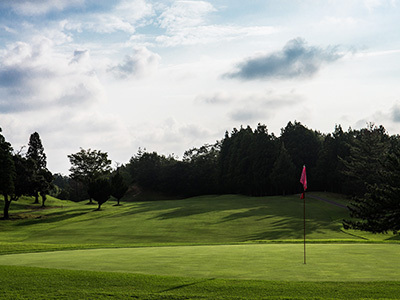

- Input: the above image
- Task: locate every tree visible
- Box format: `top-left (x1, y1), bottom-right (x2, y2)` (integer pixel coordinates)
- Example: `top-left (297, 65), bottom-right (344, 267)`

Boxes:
top-left (68, 148), bottom-right (112, 203)
top-left (340, 124), bottom-right (390, 197)
top-left (343, 128), bottom-right (399, 233)
top-left (38, 168), bottom-right (53, 207)
top-left (280, 121), bottom-right (322, 191)
top-left (110, 171), bottom-right (128, 205)
top-left (11, 154), bottom-right (35, 201)
top-left (26, 132), bottom-right (48, 204)
top-left (89, 178), bottom-right (111, 210)
top-left (0, 128), bottom-right (16, 220)
top-left (270, 143), bottom-right (297, 195)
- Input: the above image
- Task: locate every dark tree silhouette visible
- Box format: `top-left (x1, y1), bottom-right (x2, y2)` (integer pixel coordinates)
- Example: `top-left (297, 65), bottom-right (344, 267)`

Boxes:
top-left (89, 178), bottom-right (111, 210)
top-left (0, 128), bottom-right (15, 219)
top-left (68, 148), bottom-right (112, 203)
top-left (111, 171), bottom-right (128, 205)
top-left (26, 132), bottom-right (48, 204)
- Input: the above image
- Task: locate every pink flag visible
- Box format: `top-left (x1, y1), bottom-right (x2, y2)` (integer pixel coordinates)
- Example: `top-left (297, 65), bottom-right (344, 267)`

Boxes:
top-left (300, 165), bottom-right (307, 191)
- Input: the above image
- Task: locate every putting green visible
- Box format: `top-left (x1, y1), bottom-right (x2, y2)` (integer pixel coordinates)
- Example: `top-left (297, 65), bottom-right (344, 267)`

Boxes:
top-left (0, 244), bottom-right (399, 281)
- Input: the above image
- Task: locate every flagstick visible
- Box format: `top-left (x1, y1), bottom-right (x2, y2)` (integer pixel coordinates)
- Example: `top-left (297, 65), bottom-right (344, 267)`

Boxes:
top-left (303, 190), bottom-right (306, 265)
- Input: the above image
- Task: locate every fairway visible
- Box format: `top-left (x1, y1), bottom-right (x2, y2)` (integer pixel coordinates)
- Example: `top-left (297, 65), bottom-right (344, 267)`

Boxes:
top-left (1, 243), bottom-right (399, 281)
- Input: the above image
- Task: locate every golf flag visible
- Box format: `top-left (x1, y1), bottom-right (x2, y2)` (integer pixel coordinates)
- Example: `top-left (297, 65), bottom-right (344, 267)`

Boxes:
top-left (300, 165), bottom-right (307, 199)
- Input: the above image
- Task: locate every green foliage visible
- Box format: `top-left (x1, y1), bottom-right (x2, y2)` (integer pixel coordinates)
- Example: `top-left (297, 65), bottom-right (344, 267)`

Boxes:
top-left (344, 133), bottom-right (400, 234)
top-left (0, 128), bottom-right (15, 219)
top-left (89, 177), bottom-right (111, 210)
top-left (270, 143), bottom-right (297, 195)
top-left (68, 148), bottom-right (112, 185)
top-left (68, 148), bottom-right (112, 203)
top-left (110, 171), bottom-right (128, 205)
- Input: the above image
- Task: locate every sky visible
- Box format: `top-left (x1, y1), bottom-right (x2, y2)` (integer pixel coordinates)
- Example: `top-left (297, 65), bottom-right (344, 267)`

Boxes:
top-left (1, 0), bottom-right (400, 175)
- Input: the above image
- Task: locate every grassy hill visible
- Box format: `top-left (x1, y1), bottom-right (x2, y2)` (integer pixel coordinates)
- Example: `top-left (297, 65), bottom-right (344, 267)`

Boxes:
top-left (1, 192), bottom-right (396, 247)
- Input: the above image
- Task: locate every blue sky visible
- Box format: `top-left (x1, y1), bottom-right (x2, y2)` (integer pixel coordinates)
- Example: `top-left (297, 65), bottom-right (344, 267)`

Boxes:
top-left (1, 0), bottom-right (400, 174)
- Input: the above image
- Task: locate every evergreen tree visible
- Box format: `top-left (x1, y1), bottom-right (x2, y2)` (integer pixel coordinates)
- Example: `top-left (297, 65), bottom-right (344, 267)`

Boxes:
top-left (343, 133), bottom-right (400, 233)
top-left (280, 121), bottom-right (322, 191)
top-left (0, 128), bottom-right (15, 219)
top-left (26, 132), bottom-right (48, 204)
top-left (270, 143), bottom-right (297, 195)
top-left (340, 124), bottom-right (390, 197)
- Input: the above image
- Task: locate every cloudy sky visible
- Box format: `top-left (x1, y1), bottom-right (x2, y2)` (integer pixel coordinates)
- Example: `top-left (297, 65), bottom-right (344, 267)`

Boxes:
top-left (1, 0), bottom-right (400, 174)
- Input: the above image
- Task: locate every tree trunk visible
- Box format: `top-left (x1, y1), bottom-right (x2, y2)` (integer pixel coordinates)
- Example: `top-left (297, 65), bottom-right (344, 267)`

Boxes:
top-left (3, 194), bottom-right (11, 220)
top-left (96, 203), bottom-right (102, 211)
top-left (33, 192), bottom-right (39, 204)
top-left (41, 193), bottom-right (46, 207)
top-left (117, 198), bottom-right (120, 206)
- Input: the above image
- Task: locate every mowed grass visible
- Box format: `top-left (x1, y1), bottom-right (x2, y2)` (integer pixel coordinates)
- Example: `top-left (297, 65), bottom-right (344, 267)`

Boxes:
top-left (3, 266), bottom-right (400, 300)
top-left (1, 244), bottom-right (400, 281)
top-left (0, 192), bottom-right (396, 246)
top-left (1, 193), bottom-right (400, 299)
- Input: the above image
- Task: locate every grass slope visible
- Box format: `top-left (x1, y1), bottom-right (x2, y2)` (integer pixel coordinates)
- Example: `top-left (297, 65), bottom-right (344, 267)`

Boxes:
top-left (0, 193), bottom-right (396, 246)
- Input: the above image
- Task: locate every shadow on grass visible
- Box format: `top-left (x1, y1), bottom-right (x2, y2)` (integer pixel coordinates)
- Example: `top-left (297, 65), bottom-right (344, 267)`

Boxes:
top-left (158, 278), bottom-right (215, 293)
top-left (115, 194), bottom-right (350, 241)
top-left (16, 211), bottom-right (89, 226)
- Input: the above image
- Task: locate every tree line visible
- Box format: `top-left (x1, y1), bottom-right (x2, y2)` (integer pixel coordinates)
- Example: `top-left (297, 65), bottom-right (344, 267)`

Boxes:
top-left (1, 121), bottom-right (400, 234)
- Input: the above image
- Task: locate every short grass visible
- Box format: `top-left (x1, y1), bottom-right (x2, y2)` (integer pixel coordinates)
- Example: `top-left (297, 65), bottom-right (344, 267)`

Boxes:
top-left (1, 193), bottom-right (400, 299)
top-left (0, 193), bottom-right (397, 246)
top-left (1, 265), bottom-right (400, 300)
top-left (1, 244), bottom-right (400, 281)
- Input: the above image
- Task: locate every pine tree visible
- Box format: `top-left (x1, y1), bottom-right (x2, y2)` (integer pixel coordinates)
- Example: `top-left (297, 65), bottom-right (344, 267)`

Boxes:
top-left (270, 143), bottom-right (296, 195)
top-left (26, 132), bottom-right (48, 204)
top-left (342, 124), bottom-right (400, 233)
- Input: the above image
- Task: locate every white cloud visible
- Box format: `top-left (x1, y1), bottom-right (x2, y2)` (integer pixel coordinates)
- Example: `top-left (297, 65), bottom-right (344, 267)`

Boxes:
top-left (6, 0), bottom-right (84, 16)
top-left (0, 39), bottom-right (105, 113)
top-left (155, 0), bottom-right (276, 46)
top-left (108, 47), bottom-right (161, 79)
top-left (363, 0), bottom-right (397, 11)
top-left (62, 0), bottom-right (154, 34)
top-left (158, 0), bottom-right (216, 29)
top-left (156, 24), bottom-right (276, 47)
top-left (135, 117), bottom-right (214, 156)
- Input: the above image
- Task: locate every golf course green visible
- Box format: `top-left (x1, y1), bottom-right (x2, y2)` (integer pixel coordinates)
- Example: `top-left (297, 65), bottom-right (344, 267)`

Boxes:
top-left (1, 193), bottom-right (399, 299)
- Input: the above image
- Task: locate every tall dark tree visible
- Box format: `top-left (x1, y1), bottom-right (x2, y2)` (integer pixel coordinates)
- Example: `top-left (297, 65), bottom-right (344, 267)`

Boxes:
top-left (111, 171), bottom-right (128, 205)
top-left (38, 168), bottom-right (54, 207)
top-left (280, 121), bottom-right (322, 191)
top-left (11, 154), bottom-right (35, 201)
top-left (26, 132), bottom-right (48, 204)
top-left (0, 128), bottom-right (16, 220)
top-left (89, 177), bottom-right (111, 210)
top-left (270, 143), bottom-right (297, 195)
top-left (314, 125), bottom-right (351, 193)
top-left (342, 125), bottom-right (398, 233)
top-left (68, 148), bottom-right (112, 203)
top-left (340, 124), bottom-right (390, 197)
